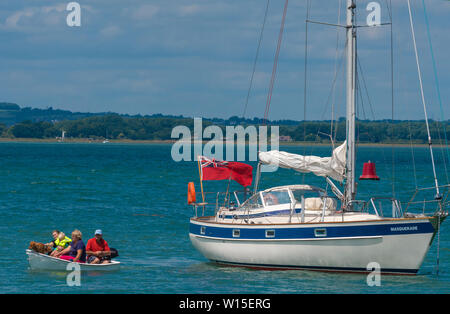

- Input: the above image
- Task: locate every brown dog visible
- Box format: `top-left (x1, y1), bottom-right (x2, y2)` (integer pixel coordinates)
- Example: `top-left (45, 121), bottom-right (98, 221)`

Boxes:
top-left (29, 241), bottom-right (53, 254)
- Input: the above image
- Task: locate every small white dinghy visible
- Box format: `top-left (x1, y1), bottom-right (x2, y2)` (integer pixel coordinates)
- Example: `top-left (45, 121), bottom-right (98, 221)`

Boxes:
top-left (26, 249), bottom-right (121, 272)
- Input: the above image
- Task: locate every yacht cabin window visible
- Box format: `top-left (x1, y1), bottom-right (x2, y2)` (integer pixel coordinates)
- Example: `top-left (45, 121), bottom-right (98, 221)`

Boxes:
top-left (262, 190), bottom-right (291, 206)
top-left (240, 192), bottom-right (263, 211)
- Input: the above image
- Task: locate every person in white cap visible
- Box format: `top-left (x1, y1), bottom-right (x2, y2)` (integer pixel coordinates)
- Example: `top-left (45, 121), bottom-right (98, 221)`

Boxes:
top-left (86, 229), bottom-right (111, 264)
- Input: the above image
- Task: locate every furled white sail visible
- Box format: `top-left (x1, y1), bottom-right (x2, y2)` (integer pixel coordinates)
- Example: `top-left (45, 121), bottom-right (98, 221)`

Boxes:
top-left (258, 141), bottom-right (347, 182)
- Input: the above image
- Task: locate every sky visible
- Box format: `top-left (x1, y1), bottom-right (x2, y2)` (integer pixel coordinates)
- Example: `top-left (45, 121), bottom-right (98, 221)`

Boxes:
top-left (0, 0), bottom-right (449, 120)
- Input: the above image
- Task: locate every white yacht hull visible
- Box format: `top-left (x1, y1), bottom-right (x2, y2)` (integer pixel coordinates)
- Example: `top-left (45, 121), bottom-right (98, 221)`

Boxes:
top-left (189, 217), bottom-right (436, 274)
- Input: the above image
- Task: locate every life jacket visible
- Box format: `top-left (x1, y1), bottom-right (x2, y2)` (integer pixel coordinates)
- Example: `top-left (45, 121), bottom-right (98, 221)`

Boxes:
top-left (55, 236), bottom-right (72, 249)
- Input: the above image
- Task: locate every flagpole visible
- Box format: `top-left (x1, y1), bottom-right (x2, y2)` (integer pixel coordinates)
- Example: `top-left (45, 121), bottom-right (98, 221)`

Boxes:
top-left (224, 176), bottom-right (232, 207)
top-left (197, 157), bottom-right (205, 204)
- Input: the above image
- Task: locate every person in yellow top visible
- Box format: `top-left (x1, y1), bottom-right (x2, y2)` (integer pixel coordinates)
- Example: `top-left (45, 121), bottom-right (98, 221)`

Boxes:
top-left (50, 232), bottom-right (72, 257)
top-left (45, 230), bottom-right (60, 250)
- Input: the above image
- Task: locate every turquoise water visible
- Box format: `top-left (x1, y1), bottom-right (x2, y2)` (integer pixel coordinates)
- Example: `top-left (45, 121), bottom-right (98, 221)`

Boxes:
top-left (0, 142), bottom-right (449, 293)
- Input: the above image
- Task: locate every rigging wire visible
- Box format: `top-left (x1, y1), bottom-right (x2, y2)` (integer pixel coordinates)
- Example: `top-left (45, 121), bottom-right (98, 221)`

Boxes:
top-left (263, 0), bottom-right (289, 125)
top-left (302, 0), bottom-right (347, 185)
top-left (355, 70), bottom-right (365, 145)
top-left (318, 41), bottom-right (347, 123)
top-left (330, 0), bottom-right (342, 142)
top-left (407, 0), bottom-right (441, 199)
top-left (388, 0), bottom-right (419, 193)
top-left (433, 121), bottom-right (450, 184)
top-left (437, 212), bottom-right (441, 276)
top-left (302, 0), bottom-right (311, 144)
top-left (242, 0), bottom-right (271, 119)
top-left (388, 0), bottom-right (396, 199)
top-left (301, 0), bottom-right (311, 184)
top-left (356, 58), bottom-right (376, 121)
top-left (356, 73), bottom-right (366, 121)
top-left (302, 0), bottom-right (345, 185)
top-left (407, 121), bottom-right (419, 189)
top-left (354, 6), bottom-right (394, 199)
top-left (356, 54), bottom-right (392, 193)
top-left (421, 0), bottom-right (450, 185)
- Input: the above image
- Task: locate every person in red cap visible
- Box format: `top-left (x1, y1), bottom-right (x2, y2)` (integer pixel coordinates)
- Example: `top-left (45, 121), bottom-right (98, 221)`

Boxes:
top-left (86, 229), bottom-right (111, 264)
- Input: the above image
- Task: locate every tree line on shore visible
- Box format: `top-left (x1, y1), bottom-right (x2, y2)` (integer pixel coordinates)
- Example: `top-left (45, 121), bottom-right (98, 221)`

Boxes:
top-left (0, 113), bottom-right (449, 144)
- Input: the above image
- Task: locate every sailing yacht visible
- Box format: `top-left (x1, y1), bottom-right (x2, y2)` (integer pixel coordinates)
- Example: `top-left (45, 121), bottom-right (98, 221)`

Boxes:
top-left (188, 1), bottom-right (448, 274)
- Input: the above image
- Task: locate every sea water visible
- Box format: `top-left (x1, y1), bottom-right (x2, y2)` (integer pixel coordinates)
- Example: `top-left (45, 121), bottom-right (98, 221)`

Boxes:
top-left (0, 142), bottom-right (448, 293)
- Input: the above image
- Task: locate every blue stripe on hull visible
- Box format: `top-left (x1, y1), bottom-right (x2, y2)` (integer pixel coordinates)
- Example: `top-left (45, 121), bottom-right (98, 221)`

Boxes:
top-left (190, 221), bottom-right (434, 240)
top-left (212, 260), bottom-right (418, 275)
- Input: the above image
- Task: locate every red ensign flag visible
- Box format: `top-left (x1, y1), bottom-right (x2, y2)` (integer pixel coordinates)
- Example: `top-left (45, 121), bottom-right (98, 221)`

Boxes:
top-left (199, 156), bottom-right (253, 187)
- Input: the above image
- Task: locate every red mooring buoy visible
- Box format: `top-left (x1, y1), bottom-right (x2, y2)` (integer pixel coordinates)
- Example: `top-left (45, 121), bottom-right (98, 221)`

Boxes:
top-left (359, 161), bottom-right (380, 180)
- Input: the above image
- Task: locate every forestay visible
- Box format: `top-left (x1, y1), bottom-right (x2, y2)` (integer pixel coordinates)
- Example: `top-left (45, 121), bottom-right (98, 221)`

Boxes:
top-left (258, 141), bottom-right (347, 182)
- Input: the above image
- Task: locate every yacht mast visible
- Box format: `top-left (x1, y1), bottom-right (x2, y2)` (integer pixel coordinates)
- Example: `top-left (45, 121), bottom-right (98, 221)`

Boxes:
top-left (345, 0), bottom-right (357, 208)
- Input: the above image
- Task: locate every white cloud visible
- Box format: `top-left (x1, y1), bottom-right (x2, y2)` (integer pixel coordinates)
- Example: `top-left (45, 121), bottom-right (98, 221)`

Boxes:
top-left (129, 4), bottom-right (159, 21)
top-left (1, 3), bottom-right (96, 31)
top-left (177, 4), bottom-right (202, 16)
top-left (0, 0), bottom-right (448, 120)
top-left (42, 4), bottom-right (66, 14)
top-left (2, 4), bottom-right (66, 30)
top-left (4, 8), bottom-right (34, 29)
top-left (100, 25), bottom-right (122, 38)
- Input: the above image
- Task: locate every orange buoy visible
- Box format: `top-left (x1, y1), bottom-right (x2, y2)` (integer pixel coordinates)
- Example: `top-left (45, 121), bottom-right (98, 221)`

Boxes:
top-left (359, 161), bottom-right (380, 180)
top-left (187, 182), bottom-right (196, 204)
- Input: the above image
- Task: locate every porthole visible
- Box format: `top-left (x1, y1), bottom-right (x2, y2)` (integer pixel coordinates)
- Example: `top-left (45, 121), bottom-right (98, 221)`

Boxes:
top-left (314, 228), bottom-right (327, 237)
top-left (265, 230), bottom-right (275, 238)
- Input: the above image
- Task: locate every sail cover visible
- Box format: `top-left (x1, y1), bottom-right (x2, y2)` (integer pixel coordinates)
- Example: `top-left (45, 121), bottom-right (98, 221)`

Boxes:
top-left (258, 141), bottom-right (347, 182)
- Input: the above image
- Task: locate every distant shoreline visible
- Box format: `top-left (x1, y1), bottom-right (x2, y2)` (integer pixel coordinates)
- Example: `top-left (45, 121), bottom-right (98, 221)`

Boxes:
top-left (0, 137), bottom-right (445, 147)
top-left (0, 138), bottom-right (175, 144)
